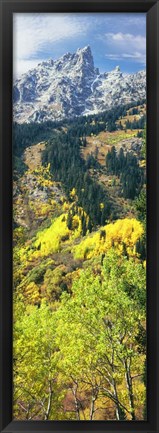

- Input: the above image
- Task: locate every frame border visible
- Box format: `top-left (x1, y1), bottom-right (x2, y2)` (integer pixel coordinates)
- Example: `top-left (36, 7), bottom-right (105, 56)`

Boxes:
top-left (0, 1), bottom-right (159, 432)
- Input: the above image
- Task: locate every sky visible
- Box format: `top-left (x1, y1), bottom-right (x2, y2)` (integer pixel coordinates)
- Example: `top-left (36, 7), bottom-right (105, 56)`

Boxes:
top-left (13, 13), bottom-right (146, 78)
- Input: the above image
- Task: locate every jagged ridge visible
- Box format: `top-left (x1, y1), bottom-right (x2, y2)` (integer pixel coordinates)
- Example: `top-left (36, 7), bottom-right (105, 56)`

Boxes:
top-left (13, 45), bottom-right (146, 123)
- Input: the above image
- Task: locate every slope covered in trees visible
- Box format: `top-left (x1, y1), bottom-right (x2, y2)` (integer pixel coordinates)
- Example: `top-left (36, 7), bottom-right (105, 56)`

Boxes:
top-left (13, 101), bottom-right (146, 420)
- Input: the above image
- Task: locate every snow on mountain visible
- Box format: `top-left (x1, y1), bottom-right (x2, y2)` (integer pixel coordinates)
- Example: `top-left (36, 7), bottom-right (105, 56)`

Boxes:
top-left (13, 45), bottom-right (146, 123)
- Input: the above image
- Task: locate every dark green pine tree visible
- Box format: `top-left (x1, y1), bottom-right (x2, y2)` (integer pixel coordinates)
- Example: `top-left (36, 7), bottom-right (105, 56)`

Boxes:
top-left (82, 216), bottom-right (87, 237)
top-left (67, 212), bottom-right (73, 230)
top-left (87, 218), bottom-right (93, 233)
top-left (83, 136), bottom-right (87, 147)
top-left (101, 209), bottom-right (106, 226)
top-left (118, 147), bottom-right (125, 173)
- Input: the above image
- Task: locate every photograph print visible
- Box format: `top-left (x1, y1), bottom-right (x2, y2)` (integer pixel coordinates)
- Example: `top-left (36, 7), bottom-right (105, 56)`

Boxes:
top-left (13, 12), bottom-right (147, 421)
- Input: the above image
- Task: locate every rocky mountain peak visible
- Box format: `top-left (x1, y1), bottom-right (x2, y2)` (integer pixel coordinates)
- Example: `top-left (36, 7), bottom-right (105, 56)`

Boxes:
top-left (77, 45), bottom-right (91, 53)
top-left (13, 46), bottom-right (146, 124)
top-left (114, 65), bottom-right (120, 72)
top-left (76, 45), bottom-right (93, 61)
top-left (108, 65), bottom-right (122, 77)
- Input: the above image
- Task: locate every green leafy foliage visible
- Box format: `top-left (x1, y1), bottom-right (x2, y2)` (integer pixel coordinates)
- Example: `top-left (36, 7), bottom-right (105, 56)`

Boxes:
top-left (13, 301), bottom-right (63, 420)
top-left (55, 250), bottom-right (146, 420)
top-left (13, 102), bottom-right (146, 420)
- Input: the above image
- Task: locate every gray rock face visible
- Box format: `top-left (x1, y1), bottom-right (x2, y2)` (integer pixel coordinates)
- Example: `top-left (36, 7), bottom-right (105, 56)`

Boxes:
top-left (13, 46), bottom-right (146, 123)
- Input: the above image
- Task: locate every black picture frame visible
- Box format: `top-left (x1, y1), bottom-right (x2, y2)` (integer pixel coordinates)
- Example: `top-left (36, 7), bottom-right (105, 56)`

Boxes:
top-left (0, 0), bottom-right (159, 432)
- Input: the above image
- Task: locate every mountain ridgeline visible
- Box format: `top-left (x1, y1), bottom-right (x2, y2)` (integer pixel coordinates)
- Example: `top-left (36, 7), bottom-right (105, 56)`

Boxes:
top-left (13, 45), bottom-right (146, 124)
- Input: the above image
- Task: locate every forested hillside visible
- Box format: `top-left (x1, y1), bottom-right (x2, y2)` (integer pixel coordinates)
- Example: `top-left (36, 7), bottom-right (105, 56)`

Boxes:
top-left (13, 102), bottom-right (146, 421)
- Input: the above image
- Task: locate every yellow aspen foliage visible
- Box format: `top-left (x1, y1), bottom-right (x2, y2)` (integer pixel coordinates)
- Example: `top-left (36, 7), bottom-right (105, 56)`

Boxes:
top-left (100, 202), bottom-right (104, 210)
top-left (62, 201), bottom-right (69, 212)
top-left (73, 218), bottom-right (143, 260)
top-left (23, 282), bottom-right (40, 305)
top-left (34, 215), bottom-right (70, 257)
top-left (72, 215), bottom-right (82, 237)
top-left (32, 211), bottom-right (83, 259)
top-left (70, 187), bottom-right (76, 199)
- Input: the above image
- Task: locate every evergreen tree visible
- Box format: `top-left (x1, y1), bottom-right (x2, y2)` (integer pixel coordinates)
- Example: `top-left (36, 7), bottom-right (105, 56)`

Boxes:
top-left (67, 212), bottom-right (73, 230)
